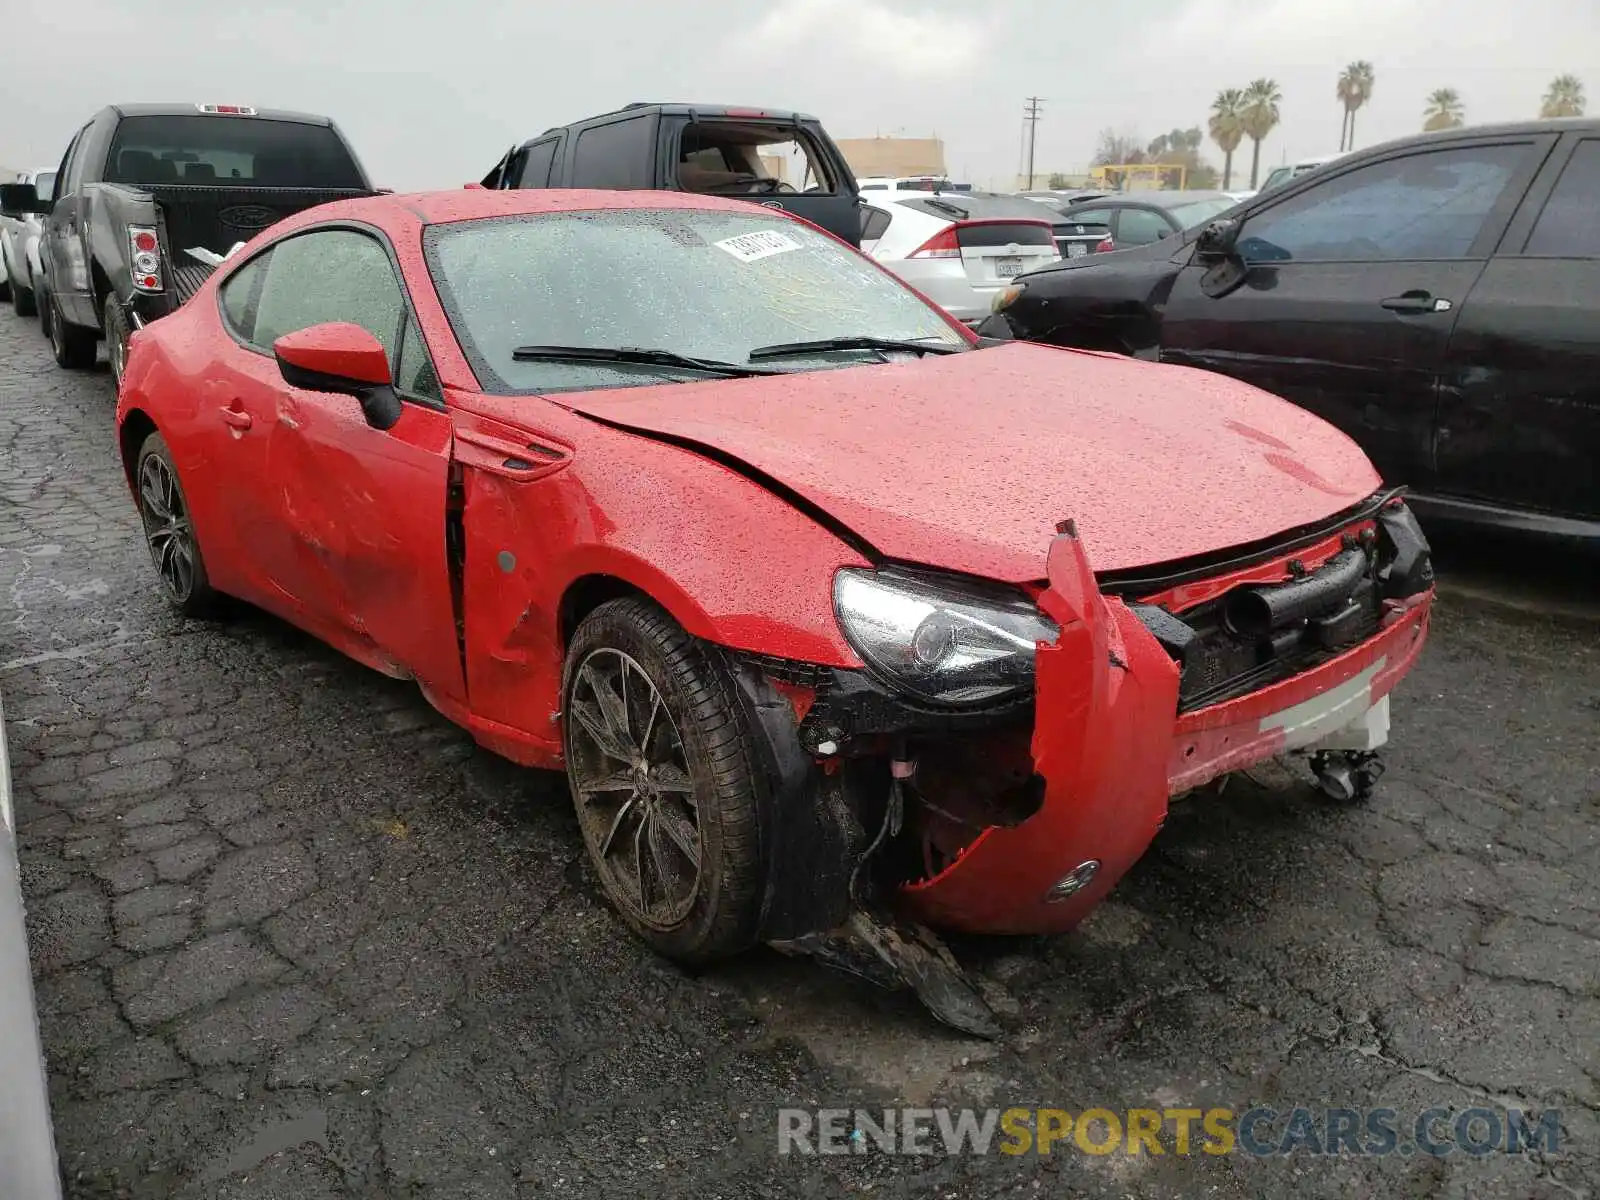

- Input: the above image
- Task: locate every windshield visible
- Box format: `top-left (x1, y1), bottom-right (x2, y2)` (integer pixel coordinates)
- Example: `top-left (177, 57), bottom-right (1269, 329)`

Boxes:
top-left (105, 116), bottom-right (364, 188)
top-left (425, 209), bottom-right (966, 394)
top-left (1168, 197), bottom-right (1240, 229)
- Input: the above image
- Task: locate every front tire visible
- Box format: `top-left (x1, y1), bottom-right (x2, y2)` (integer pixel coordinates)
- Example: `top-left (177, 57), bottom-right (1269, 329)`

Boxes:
top-left (135, 432), bottom-right (220, 618)
top-left (562, 598), bottom-right (764, 963)
top-left (12, 266), bottom-right (36, 317)
top-left (49, 293), bottom-right (97, 369)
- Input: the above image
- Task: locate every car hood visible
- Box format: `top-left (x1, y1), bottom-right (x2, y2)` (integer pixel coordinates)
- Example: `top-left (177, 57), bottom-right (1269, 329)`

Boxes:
top-left (552, 342), bottom-right (1382, 582)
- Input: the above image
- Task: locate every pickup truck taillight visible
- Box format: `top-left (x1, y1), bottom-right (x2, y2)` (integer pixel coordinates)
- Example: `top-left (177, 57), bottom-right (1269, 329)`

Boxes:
top-left (128, 226), bottom-right (164, 293)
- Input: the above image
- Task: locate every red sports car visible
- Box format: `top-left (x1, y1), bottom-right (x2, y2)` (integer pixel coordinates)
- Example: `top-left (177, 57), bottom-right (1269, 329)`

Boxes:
top-left (115, 189), bottom-right (1433, 1033)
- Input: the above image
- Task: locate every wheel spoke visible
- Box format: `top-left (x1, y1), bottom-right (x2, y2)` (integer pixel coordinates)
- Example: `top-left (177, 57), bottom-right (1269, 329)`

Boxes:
top-left (575, 766), bottom-right (635, 799)
top-left (652, 800), bottom-right (700, 869)
top-left (597, 792), bottom-right (639, 859)
top-left (581, 661), bottom-right (636, 758)
top-left (638, 692), bottom-right (662, 758)
top-left (139, 477), bottom-right (169, 522)
top-left (651, 762), bottom-right (694, 794)
top-left (644, 813), bottom-right (681, 900)
top-left (569, 696), bottom-right (632, 762)
top-left (630, 814), bottom-right (651, 913)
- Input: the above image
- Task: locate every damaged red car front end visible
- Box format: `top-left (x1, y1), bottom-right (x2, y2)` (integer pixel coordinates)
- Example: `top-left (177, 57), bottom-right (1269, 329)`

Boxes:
top-left (898, 505), bottom-right (1433, 936)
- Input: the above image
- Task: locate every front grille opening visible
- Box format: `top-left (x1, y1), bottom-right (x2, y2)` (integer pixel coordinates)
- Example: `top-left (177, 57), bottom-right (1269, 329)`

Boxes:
top-left (1136, 552), bottom-right (1382, 714)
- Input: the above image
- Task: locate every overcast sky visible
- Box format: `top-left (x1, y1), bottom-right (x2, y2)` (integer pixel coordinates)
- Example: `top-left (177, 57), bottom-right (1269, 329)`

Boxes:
top-left (1, 0), bottom-right (1594, 191)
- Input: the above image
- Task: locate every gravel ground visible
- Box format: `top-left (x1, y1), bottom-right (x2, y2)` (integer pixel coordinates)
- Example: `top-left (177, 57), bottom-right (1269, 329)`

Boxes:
top-left (1, 304), bottom-right (1596, 1198)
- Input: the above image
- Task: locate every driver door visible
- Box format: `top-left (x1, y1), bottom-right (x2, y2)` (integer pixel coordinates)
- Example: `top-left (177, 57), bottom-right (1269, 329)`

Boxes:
top-left (1158, 136), bottom-right (1550, 490)
top-left (229, 225), bottom-right (465, 702)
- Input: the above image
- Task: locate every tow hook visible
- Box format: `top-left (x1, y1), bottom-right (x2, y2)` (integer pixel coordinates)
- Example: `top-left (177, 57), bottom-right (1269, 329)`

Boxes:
top-left (1309, 749), bottom-right (1385, 804)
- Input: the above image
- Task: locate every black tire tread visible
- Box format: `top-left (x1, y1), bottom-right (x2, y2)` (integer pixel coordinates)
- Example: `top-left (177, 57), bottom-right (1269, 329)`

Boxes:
top-left (565, 596), bottom-right (763, 963)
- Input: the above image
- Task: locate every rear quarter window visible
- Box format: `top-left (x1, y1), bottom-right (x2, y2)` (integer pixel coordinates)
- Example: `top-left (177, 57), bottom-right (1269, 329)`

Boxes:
top-left (569, 118), bottom-right (657, 189)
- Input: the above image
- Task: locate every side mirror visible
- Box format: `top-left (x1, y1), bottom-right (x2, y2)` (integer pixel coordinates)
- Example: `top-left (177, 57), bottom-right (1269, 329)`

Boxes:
top-left (273, 322), bottom-right (403, 431)
top-left (0, 182), bottom-right (47, 219)
top-left (1194, 217), bottom-right (1241, 261)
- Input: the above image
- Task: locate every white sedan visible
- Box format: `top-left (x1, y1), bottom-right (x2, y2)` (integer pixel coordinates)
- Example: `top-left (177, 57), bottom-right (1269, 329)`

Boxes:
top-left (859, 191), bottom-right (1061, 325)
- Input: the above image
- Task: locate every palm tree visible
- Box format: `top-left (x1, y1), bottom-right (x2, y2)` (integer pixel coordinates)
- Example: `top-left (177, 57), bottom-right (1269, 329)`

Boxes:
top-left (1208, 90), bottom-right (1247, 190)
top-left (1241, 79), bottom-right (1283, 189)
top-left (1541, 75), bottom-right (1586, 118)
top-left (1336, 61), bottom-right (1376, 151)
top-left (1423, 88), bottom-right (1465, 131)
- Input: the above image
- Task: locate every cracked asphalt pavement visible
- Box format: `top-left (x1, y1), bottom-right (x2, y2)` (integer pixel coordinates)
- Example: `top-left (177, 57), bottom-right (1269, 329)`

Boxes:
top-left (2, 305), bottom-right (1596, 1199)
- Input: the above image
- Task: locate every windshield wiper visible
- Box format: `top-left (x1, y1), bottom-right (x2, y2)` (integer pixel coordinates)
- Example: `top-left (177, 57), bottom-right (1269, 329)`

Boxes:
top-left (511, 345), bottom-right (783, 378)
top-left (747, 336), bottom-right (966, 362)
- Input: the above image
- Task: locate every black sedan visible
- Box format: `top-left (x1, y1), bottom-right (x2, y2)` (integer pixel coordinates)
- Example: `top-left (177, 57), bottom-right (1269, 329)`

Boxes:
top-left (1047, 190), bottom-right (1240, 257)
top-left (981, 119), bottom-right (1600, 542)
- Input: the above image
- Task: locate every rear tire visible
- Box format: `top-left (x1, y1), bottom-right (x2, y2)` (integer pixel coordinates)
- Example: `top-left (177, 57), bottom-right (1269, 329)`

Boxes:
top-left (105, 295), bottom-right (130, 390)
top-left (135, 432), bottom-right (221, 618)
top-left (49, 293), bottom-right (97, 369)
top-left (562, 598), bottom-right (764, 963)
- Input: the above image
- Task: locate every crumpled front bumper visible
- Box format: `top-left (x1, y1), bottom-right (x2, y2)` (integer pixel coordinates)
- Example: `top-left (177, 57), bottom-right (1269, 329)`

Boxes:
top-left (898, 523), bottom-right (1433, 936)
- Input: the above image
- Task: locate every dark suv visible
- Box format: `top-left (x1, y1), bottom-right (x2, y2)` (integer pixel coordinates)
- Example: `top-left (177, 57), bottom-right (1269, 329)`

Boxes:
top-left (480, 103), bottom-right (863, 246)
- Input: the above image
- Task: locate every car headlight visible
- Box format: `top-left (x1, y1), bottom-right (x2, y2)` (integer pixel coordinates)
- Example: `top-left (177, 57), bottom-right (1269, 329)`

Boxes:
top-left (833, 568), bottom-right (1059, 706)
top-left (992, 282), bottom-right (1025, 313)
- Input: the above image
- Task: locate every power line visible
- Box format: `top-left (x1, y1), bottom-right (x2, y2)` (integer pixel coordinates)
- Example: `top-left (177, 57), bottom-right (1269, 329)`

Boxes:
top-left (1023, 97), bottom-right (1045, 189)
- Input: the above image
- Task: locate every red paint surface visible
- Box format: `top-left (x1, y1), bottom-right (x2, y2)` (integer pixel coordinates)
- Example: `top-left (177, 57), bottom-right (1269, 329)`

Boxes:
top-left (554, 343), bottom-right (1380, 580)
top-left (273, 322), bottom-right (393, 386)
top-left (114, 188), bottom-right (1432, 937)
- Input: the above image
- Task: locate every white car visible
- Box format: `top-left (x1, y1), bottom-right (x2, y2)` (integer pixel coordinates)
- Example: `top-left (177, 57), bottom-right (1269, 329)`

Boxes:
top-left (0, 166), bottom-right (56, 316)
top-left (0, 690), bottom-right (64, 1200)
top-left (856, 175), bottom-right (953, 195)
top-left (860, 191), bottom-right (1061, 324)
top-left (1258, 153), bottom-right (1344, 194)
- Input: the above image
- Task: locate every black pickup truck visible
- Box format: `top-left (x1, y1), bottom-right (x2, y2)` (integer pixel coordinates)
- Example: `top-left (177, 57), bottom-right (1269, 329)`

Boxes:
top-left (479, 103), bottom-right (864, 246)
top-left (0, 104), bottom-right (373, 384)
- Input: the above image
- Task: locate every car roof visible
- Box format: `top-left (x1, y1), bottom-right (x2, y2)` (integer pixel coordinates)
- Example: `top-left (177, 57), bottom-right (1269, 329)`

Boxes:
top-left (1069, 190), bottom-right (1230, 209)
top-left (107, 103), bottom-right (337, 126)
top-left (884, 192), bottom-right (1062, 223)
top-left (293, 188), bottom-right (793, 231)
top-left (527, 102), bottom-right (819, 140)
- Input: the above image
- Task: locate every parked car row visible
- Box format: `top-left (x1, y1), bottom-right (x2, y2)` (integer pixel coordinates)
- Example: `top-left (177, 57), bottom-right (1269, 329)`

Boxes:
top-left (981, 117), bottom-right (1600, 541)
top-left (0, 165), bottom-right (55, 316)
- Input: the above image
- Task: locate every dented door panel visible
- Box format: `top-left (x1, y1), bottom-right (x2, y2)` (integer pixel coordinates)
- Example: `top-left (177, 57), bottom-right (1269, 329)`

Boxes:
top-left (260, 388), bottom-right (464, 700)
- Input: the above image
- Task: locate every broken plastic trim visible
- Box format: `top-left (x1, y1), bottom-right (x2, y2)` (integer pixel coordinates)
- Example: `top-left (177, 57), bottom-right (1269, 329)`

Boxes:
top-left (1095, 486), bottom-right (1407, 597)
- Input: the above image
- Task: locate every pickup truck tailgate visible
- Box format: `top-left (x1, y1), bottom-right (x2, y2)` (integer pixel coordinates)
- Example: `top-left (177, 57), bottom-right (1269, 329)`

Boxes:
top-left (144, 184), bottom-right (372, 298)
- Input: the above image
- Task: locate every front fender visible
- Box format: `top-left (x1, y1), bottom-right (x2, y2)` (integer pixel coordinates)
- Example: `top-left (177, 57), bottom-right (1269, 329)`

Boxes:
top-left (455, 411), bottom-right (872, 748)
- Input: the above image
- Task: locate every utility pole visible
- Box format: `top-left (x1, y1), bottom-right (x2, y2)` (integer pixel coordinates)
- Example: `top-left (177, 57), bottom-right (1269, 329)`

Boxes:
top-left (1023, 97), bottom-right (1045, 189)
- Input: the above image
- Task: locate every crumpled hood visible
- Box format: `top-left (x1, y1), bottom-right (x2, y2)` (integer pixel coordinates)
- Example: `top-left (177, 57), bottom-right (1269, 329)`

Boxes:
top-left (554, 342), bottom-right (1382, 581)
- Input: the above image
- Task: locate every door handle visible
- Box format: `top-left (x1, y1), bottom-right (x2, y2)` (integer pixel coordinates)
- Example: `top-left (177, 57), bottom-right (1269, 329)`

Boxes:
top-left (218, 405), bottom-right (253, 431)
top-left (1381, 292), bottom-right (1452, 314)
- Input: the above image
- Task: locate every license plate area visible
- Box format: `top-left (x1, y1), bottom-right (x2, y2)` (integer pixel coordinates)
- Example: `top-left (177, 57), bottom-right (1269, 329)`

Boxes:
top-left (994, 256), bottom-right (1025, 278)
top-left (1066, 242), bottom-right (1088, 258)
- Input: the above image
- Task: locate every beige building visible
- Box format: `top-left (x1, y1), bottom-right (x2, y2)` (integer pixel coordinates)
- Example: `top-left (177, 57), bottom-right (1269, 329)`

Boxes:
top-left (835, 137), bottom-right (947, 180)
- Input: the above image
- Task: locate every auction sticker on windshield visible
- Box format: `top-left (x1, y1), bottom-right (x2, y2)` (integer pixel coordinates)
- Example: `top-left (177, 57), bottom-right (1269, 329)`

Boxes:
top-left (715, 229), bottom-right (802, 263)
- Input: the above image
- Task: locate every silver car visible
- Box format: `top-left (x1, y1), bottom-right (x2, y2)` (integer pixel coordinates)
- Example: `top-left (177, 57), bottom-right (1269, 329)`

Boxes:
top-left (0, 166), bottom-right (57, 317)
top-left (859, 191), bottom-right (1062, 324)
top-left (0, 691), bottom-right (63, 1200)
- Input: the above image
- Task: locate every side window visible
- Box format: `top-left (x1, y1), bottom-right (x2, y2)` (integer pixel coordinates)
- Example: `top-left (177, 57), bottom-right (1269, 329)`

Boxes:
top-left (860, 206), bottom-right (892, 241)
top-left (516, 139), bottom-right (559, 188)
top-left (218, 250), bottom-right (273, 342)
top-left (1115, 208), bottom-right (1173, 246)
top-left (1239, 144), bottom-right (1530, 263)
top-left (252, 229), bottom-right (406, 363)
top-left (395, 313), bottom-right (443, 403)
top-left (57, 126), bottom-right (88, 194)
top-left (1523, 139), bottom-right (1600, 257)
top-left (569, 118), bottom-right (656, 189)
top-left (674, 123), bottom-right (838, 196)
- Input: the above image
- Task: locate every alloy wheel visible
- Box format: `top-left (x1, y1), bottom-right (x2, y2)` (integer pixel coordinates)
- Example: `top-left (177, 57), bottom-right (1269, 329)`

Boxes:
top-left (137, 454), bottom-right (196, 601)
top-left (567, 647), bottom-right (703, 928)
